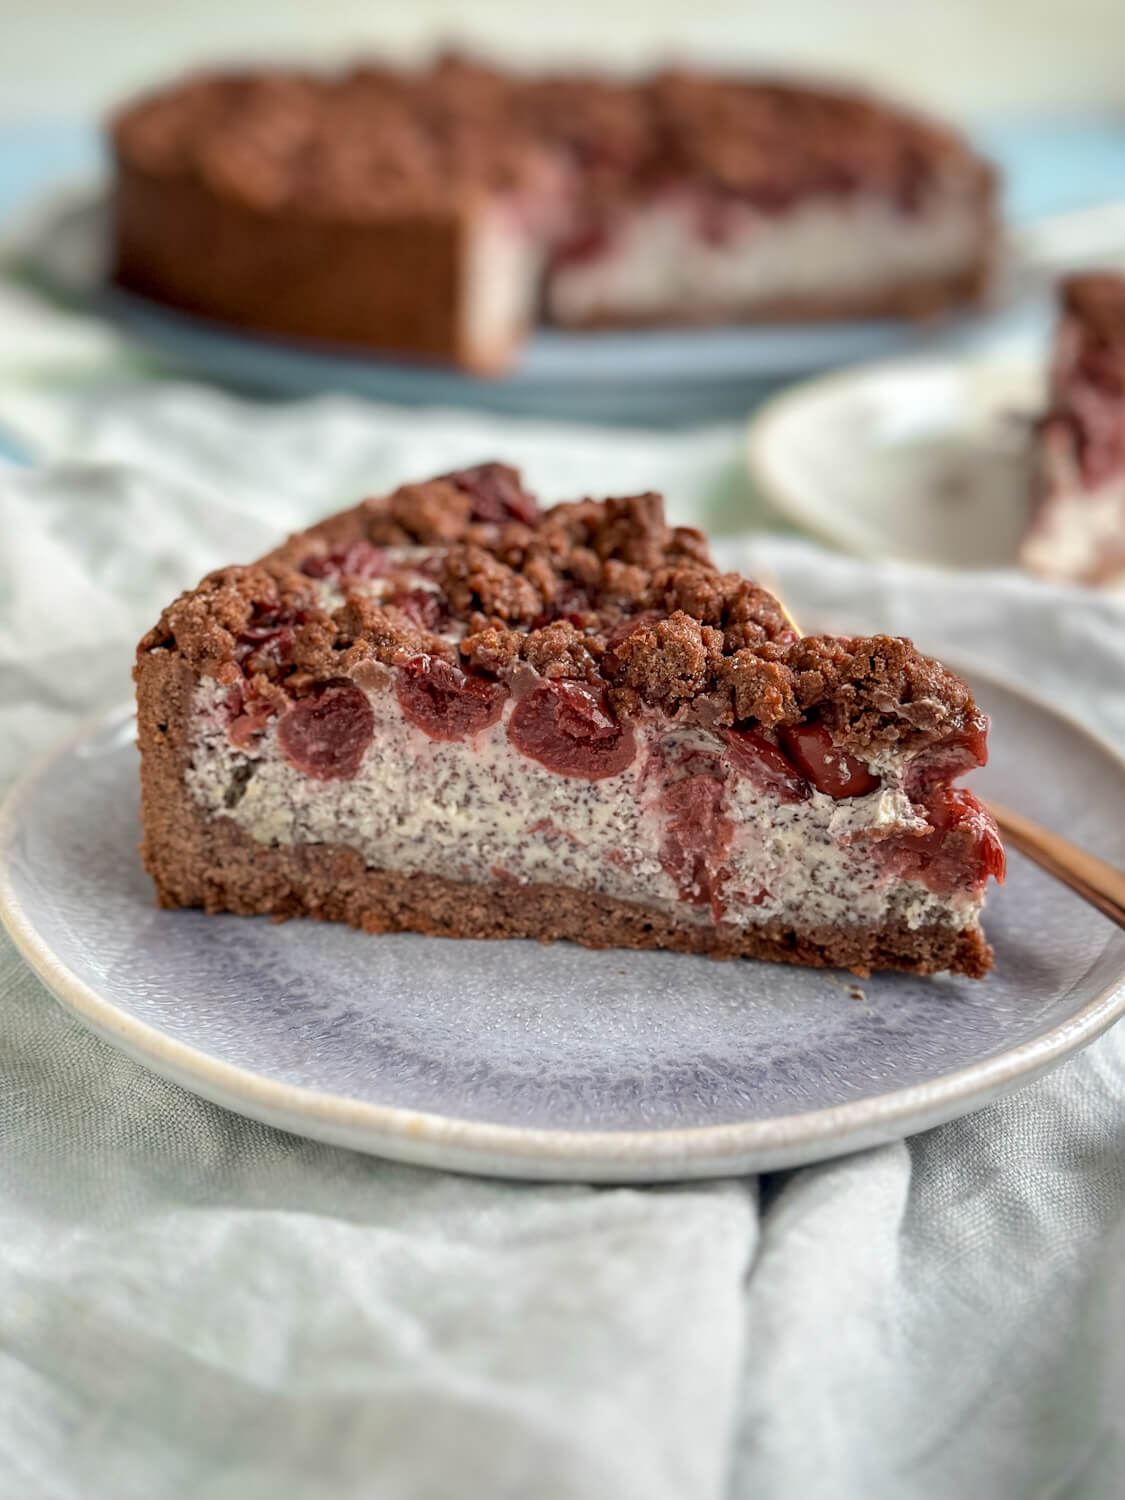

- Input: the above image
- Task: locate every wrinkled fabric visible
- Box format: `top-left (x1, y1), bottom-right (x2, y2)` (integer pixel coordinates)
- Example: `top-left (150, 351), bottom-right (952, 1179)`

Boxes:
top-left (0, 382), bottom-right (1123, 1500)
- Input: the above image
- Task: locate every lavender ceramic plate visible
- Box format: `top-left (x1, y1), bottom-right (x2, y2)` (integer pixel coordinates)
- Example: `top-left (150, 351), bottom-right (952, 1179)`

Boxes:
top-left (2, 668), bottom-right (1124, 1182)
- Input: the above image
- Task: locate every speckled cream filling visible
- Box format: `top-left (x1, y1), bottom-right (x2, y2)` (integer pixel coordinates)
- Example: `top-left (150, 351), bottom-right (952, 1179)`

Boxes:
top-left (186, 676), bottom-right (982, 936)
top-left (547, 190), bottom-right (984, 326)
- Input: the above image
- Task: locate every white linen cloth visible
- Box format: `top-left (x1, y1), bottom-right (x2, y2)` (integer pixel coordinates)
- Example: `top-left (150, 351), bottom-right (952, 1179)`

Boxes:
top-left (1, 353), bottom-right (1125, 1499)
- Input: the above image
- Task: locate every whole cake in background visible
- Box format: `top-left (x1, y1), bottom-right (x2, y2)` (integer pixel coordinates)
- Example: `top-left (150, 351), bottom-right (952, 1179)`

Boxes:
top-left (110, 56), bottom-right (997, 373)
top-left (1021, 271), bottom-right (1125, 586)
top-left (135, 464), bottom-right (1004, 978)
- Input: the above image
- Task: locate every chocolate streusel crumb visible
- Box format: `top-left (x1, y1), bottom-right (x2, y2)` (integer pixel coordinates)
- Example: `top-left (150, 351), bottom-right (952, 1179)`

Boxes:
top-left (139, 464), bottom-right (984, 760)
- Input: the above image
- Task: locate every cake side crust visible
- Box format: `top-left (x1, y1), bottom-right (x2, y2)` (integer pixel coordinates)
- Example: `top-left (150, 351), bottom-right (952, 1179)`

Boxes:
top-left (112, 160), bottom-right (505, 369)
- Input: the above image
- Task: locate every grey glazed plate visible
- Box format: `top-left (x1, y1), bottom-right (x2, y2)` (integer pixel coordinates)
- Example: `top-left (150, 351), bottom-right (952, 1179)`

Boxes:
top-left (2, 668), bottom-right (1124, 1183)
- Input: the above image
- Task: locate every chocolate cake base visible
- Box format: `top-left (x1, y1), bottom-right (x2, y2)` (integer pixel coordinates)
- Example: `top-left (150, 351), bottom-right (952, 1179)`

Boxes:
top-left (148, 826), bottom-right (993, 980)
top-left (113, 163), bottom-right (502, 370)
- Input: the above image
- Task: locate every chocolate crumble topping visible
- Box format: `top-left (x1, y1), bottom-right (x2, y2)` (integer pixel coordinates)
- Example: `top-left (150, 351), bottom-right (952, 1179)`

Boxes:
top-left (113, 58), bottom-right (992, 220)
top-left (138, 464), bottom-right (984, 760)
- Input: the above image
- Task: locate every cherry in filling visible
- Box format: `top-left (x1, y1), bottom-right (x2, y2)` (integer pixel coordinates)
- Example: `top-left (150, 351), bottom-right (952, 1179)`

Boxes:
top-left (903, 712), bottom-right (989, 798)
top-left (438, 462), bottom-right (541, 527)
top-left (235, 601), bottom-right (307, 677)
top-left (225, 682), bottom-right (277, 750)
top-left (778, 722), bottom-right (881, 799)
top-left (277, 680), bottom-right (375, 781)
top-left (508, 680), bottom-right (636, 780)
top-left (531, 580), bottom-right (593, 630)
top-left (879, 787), bottom-right (1006, 895)
top-left (395, 655), bottom-right (508, 741)
top-left (721, 726), bottom-right (810, 804)
top-left (658, 771), bottom-right (733, 921)
top-left (387, 586), bottom-right (451, 634)
top-left (722, 722), bottom-right (878, 803)
top-left (300, 540), bottom-right (390, 581)
top-left (720, 717), bottom-right (1002, 899)
top-left (550, 224), bottom-right (612, 268)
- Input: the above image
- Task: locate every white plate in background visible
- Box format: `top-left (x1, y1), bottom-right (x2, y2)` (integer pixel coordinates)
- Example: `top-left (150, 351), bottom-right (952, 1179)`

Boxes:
top-left (747, 355), bottom-right (1044, 569)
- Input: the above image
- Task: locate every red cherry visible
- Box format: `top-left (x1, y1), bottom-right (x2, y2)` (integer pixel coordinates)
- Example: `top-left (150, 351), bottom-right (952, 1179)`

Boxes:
top-left (388, 587), bottom-right (450, 634)
top-left (508, 680), bottom-right (636, 780)
top-left (438, 463), bottom-right (541, 527)
top-left (697, 195), bottom-right (739, 247)
top-left (300, 540), bottom-right (390, 581)
top-left (552, 225), bottom-right (612, 266)
top-left (658, 774), bottom-right (733, 918)
top-left (778, 722), bottom-right (880, 800)
top-left (225, 683), bottom-right (277, 750)
top-left (878, 787), bottom-right (1005, 894)
top-left (531, 580), bottom-right (593, 629)
top-left (395, 655), bottom-right (508, 741)
top-left (721, 727), bottom-right (810, 804)
top-left (904, 712), bottom-right (990, 797)
top-left (928, 788), bottom-right (1006, 882)
top-left (235, 601), bottom-right (306, 676)
top-left (277, 680), bottom-right (374, 781)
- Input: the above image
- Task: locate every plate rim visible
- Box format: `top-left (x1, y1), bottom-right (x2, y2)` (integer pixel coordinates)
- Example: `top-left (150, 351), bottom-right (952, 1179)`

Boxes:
top-left (744, 350), bottom-right (1045, 569)
top-left (1, 670), bottom-right (1123, 1182)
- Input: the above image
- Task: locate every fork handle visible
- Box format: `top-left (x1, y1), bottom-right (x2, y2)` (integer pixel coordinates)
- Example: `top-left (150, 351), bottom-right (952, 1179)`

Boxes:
top-left (987, 801), bottom-right (1125, 930)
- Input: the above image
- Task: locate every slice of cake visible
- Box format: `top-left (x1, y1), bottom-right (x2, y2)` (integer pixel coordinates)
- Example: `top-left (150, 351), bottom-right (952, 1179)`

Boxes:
top-left (1021, 272), bottom-right (1125, 586)
top-left (110, 58), bottom-right (996, 374)
top-left (135, 465), bottom-right (1004, 977)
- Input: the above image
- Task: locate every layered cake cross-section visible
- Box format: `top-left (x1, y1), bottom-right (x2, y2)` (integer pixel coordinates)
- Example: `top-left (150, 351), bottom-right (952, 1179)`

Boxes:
top-left (111, 57), bottom-right (997, 373)
top-left (136, 465), bottom-right (1005, 977)
top-left (1021, 272), bottom-right (1125, 586)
